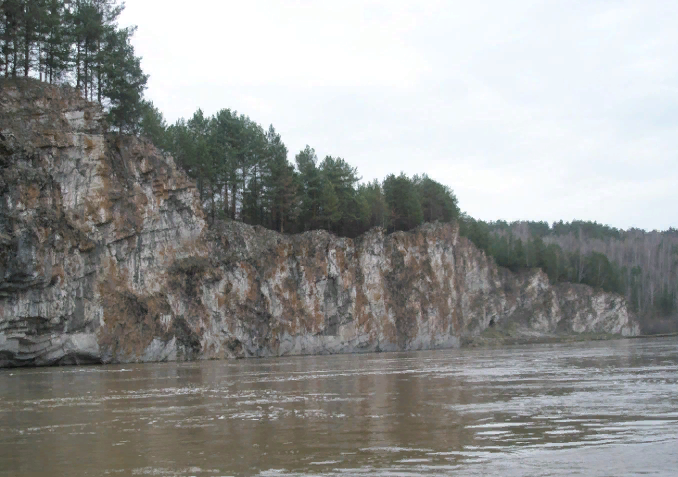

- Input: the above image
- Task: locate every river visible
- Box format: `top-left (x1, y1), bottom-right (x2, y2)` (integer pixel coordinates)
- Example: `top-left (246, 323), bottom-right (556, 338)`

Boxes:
top-left (1, 338), bottom-right (677, 476)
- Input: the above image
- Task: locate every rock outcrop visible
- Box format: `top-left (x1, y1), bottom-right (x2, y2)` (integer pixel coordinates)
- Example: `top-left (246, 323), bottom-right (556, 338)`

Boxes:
top-left (0, 79), bottom-right (639, 367)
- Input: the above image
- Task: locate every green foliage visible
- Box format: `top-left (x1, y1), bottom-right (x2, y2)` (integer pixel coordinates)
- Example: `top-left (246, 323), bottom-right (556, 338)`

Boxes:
top-left (550, 220), bottom-right (622, 240)
top-left (318, 155), bottom-right (361, 235)
top-left (527, 221), bottom-right (550, 238)
top-left (356, 180), bottom-right (387, 230)
top-left (139, 100), bottom-right (168, 150)
top-left (295, 145), bottom-right (322, 230)
top-left (458, 214), bottom-right (490, 254)
top-left (42, 0), bottom-right (71, 82)
top-left (383, 173), bottom-right (423, 232)
top-left (0, 0), bottom-right (147, 131)
top-left (101, 26), bottom-right (148, 132)
top-left (459, 218), bottom-right (627, 296)
top-left (319, 182), bottom-right (341, 232)
top-left (413, 174), bottom-right (460, 224)
top-left (594, 253), bottom-right (622, 291)
top-left (264, 126), bottom-right (297, 233)
top-left (163, 101), bottom-right (466, 239)
top-left (656, 287), bottom-right (676, 315)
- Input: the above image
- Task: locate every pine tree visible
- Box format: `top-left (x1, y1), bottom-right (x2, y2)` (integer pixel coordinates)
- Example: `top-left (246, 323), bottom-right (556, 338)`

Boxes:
top-left (413, 174), bottom-right (460, 224)
top-left (41, 0), bottom-right (71, 83)
top-left (91, 0), bottom-right (124, 104)
top-left (383, 173), bottom-right (423, 232)
top-left (319, 182), bottom-right (341, 233)
top-left (20, 0), bottom-right (42, 77)
top-left (1, 0), bottom-right (22, 77)
top-left (295, 146), bottom-right (321, 231)
top-left (100, 26), bottom-right (148, 132)
top-left (240, 121), bottom-right (267, 225)
top-left (357, 180), bottom-right (387, 231)
top-left (318, 155), bottom-right (360, 236)
top-left (72, 0), bottom-right (103, 97)
top-left (139, 100), bottom-right (168, 150)
top-left (264, 125), bottom-right (298, 233)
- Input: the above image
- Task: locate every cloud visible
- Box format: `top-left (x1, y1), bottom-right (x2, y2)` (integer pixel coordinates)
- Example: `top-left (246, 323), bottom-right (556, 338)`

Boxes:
top-left (120, 0), bottom-right (678, 230)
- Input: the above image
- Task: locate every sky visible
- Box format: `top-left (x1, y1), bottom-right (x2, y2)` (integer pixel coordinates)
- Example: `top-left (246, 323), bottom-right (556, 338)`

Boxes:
top-left (119, 0), bottom-right (678, 231)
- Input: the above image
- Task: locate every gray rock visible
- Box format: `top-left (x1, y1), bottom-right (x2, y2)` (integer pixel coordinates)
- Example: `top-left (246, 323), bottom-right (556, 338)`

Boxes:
top-left (0, 79), bottom-right (639, 368)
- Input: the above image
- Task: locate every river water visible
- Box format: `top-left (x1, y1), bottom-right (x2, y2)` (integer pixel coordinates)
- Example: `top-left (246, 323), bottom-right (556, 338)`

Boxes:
top-left (1, 338), bottom-right (677, 476)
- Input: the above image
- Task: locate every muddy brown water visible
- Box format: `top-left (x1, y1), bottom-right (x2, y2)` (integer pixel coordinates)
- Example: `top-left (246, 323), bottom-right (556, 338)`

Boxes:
top-left (1, 338), bottom-right (677, 476)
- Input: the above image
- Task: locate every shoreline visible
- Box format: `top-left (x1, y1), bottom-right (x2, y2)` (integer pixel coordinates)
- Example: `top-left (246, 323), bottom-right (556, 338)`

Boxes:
top-left (461, 328), bottom-right (678, 348)
top-left (2, 332), bottom-right (676, 370)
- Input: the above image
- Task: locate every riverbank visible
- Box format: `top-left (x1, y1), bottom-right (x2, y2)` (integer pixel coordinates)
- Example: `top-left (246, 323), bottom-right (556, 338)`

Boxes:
top-left (461, 325), bottom-right (678, 348)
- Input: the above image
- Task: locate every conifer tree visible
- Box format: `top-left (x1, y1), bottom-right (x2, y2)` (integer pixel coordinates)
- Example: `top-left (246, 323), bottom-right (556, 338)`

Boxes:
top-left (91, 0), bottom-right (124, 104)
top-left (20, 0), bottom-right (42, 77)
top-left (383, 173), bottom-right (423, 232)
top-left (139, 100), bottom-right (168, 149)
top-left (264, 125), bottom-right (298, 233)
top-left (319, 155), bottom-right (360, 236)
top-left (357, 180), bottom-right (387, 230)
top-left (319, 182), bottom-right (341, 232)
top-left (41, 0), bottom-right (71, 83)
top-left (72, 0), bottom-right (102, 96)
top-left (295, 146), bottom-right (321, 230)
top-left (100, 26), bottom-right (148, 132)
top-left (413, 174), bottom-right (460, 224)
top-left (1, 0), bottom-right (22, 77)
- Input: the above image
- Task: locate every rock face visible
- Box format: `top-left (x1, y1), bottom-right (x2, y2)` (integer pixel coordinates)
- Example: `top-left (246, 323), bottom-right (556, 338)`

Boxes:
top-left (0, 80), bottom-right (639, 367)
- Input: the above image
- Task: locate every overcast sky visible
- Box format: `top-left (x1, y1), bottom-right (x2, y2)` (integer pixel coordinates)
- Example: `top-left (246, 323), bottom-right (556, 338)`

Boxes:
top-left (119, 0), bottom-right (677, 231)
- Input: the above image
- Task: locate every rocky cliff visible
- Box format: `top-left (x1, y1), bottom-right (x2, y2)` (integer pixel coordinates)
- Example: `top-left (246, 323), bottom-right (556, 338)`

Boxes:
top-left (0, 80), bottom-right (639, 367)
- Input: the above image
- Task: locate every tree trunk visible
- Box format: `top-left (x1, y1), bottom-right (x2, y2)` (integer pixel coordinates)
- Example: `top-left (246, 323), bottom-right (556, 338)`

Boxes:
top-left (84, 44), bottom-right (88, 99)
top-left (230, 183), bottom-right (237, 220)
top-left (11, 45), bottom-right (18, 77)
top-left (223, 183), bottom-right (229, 218)
top-left (97, 39), bottom-right (102, 104)
top-left (76, 43), bottom-right (81, 88)
top-left (37, 42), bottom-right (42, 81)
top-left (210, 185), bottom-right (215, 225)
top-left (23, 29), bottom-right (30, 77)
top-left (252, 165), bottom-right (258, 224)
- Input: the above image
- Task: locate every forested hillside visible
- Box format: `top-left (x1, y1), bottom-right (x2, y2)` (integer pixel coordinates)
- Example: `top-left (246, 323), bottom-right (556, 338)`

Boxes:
top-left (460, 219), bottom-right (678, 332)
top-left (3, 1), bottom-right (675, 332)
top-left (1, 0), bottom-right (147, 130)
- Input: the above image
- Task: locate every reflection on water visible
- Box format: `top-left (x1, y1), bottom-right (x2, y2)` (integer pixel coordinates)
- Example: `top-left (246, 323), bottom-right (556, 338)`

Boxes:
top-left (1, 338), bottom-right (677, 476)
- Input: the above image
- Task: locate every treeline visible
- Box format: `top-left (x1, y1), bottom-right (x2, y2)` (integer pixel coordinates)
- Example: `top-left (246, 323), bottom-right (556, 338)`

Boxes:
top-left (460, 217), bottom-right (627, 291)
top-left (1, 0), bottom-right (148, 131)
top-left (461, 218), bottom-right (678, 328)
top-left (142, 107), bottom-right (460, 237)
top-left (144, 105), bottom-right (676, 329)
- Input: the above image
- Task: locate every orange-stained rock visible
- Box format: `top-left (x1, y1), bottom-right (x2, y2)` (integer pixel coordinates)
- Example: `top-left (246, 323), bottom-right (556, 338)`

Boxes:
top-left (0, 78), bottom-right (639, 367)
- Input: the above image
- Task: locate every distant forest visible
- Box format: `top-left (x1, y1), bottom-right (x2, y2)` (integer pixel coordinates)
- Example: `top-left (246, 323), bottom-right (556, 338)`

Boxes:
top-left (3, 1), bottom-right (676, 331)
top-left (461, 220), bottom-right (678, 332)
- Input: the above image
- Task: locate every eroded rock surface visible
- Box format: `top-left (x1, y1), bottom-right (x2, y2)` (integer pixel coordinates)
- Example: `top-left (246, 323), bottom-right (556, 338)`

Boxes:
top-left (0, 79), bottom-right (639, 367)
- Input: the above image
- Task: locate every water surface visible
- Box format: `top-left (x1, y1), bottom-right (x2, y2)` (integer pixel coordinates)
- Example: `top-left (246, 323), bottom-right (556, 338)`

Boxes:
top-left (1, 338), bottom-right (677, 476)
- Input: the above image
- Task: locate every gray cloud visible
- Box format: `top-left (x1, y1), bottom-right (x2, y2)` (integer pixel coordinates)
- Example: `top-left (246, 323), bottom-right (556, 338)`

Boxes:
top-left (120, 0), bottom-right (678, 230)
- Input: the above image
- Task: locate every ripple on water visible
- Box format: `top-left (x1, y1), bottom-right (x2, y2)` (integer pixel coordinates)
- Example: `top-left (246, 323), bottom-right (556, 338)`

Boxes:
top-left (1, 339), bottom-right (678, 477)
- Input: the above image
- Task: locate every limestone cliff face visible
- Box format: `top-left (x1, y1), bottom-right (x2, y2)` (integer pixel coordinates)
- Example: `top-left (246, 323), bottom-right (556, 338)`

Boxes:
top-left (0, 80), bottom-right (639, 367)
top-left (195, 222), bottom-right (638, 359)
top-left (0, 80), bottom-right (207, 366)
